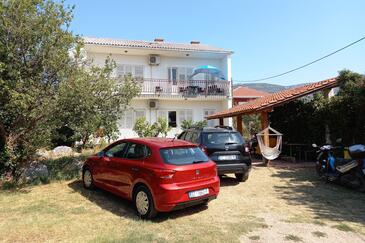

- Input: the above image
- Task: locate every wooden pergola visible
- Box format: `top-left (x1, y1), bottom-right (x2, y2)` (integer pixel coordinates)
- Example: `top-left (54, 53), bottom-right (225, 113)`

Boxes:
top-left (208, 78), bottom-right (339, 158)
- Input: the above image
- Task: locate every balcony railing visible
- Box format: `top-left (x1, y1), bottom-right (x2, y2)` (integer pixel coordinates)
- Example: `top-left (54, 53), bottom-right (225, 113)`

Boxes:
top-left (137, 79), bottom-right (230, 98)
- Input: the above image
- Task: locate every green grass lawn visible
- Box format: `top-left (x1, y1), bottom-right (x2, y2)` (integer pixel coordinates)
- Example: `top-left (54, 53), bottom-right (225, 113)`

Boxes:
top-left (1, 167), bottom-right (365, 242)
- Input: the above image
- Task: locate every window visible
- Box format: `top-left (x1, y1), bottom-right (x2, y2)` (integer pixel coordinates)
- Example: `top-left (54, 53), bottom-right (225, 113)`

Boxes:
top-left (157, 110), bottom-right (167, 120)
top-left (168, 67), bottom-right (193, 84)
top-left (184, 131), bottom-right (193, 142)
top-left (168, 111), bottom-right (177, 127)
top-left (105, 142), bottom-right (127, 158)
top-left (120, 110), bottom-right (146, 129)
top-left (135, 110), bottom-right (146, 120)
top-left (190, 132), bottom-right (199, 144)
top-left (202, 132), bottom-right (244, 145)
top-left (160, 147), bottom-right (209, 165)
top-left (125, 143), bottom-right (149, 160)
top-left (178, 110), bottom-right (193, 126)
top-left (168, 67), bottom-right (178, 85)
top-left (204, 109), bottom-right (217, 127)
top-left (178, 132), bottom-right (186, 140)
top-left (116, 64), bottom-right (144, 80)
top-left (178, 67), bottom-right (193, 81)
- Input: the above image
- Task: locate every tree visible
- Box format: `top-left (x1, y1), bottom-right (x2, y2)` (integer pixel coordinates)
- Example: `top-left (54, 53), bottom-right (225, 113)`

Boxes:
top-left (0, 0), bottom-right (77, 175)
top-left (0, 0), bottom-right (141, 177)
top-left (55, 51), bottom-right (141, 147)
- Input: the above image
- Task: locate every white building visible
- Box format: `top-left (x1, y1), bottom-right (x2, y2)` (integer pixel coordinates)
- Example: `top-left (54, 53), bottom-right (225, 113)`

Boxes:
top-left (83, 37), bottom-right (233, 138)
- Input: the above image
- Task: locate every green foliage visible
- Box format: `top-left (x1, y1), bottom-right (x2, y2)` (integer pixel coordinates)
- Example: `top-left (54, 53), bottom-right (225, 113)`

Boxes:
top-left (0, 0), bottom-right (141, 177)
top-left (242, 114), bottom-right (261, 140)
top-left (271, 70), bottom-right (365, 146)
top-left (55, 56), bottom-right (141, 147)
top-left (153, 117), bottom-right (171, 137)
top-left (181, 120), bottom-right (208, 130)
top-left (50, 126), bottom-right (75, 148)
top-left (133, 117), bottom-right (155, 137)
top-left (0, 0), bottom-right (77, 176)
top-left (133, 117), bottom-right (171, 137)
top-left (43, 155), bottom-right (86, 181)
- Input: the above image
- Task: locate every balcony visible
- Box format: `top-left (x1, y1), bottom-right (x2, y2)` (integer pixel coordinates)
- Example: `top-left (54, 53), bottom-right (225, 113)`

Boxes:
top-left (137, 79), bottom-right (231, 99)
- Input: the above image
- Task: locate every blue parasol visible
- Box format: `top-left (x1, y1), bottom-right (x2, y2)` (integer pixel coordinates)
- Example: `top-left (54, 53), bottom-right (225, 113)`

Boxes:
top-left (191, 65), bottom-right (225, 79)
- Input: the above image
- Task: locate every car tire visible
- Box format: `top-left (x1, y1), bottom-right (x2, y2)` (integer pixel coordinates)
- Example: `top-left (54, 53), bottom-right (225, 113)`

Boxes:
top-left (133, 185), bottom-right (157, 219)
top-left (235, 172), bottom-right (249, 182)
top-left (82, 168), bottom-right (95, 189)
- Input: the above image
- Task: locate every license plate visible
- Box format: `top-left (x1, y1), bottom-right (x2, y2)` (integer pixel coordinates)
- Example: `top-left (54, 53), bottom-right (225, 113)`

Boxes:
top-left (219, 155), bottom-right (237, 160)
top-left (188, 188), bottom-right (209, 198)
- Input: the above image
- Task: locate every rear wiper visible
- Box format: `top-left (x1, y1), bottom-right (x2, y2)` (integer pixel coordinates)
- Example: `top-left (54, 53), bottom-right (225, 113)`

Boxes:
top-left (192, 160), bottom-right (206, 164)
top-left (225, 142), bottom-right (238, 145)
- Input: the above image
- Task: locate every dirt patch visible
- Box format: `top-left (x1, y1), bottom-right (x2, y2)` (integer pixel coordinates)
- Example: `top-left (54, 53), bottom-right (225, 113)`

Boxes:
top-left (241, 212), bottom-right (365, 243)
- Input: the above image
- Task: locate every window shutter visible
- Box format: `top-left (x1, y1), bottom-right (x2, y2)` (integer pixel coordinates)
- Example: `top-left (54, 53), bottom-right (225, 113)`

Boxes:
top-left (178, 110), bottom-right (186, 125)
top-left (125, 65), bottom-right (132, 75)
top-left (186, 110), bottom-right (193, 121)
top-left (178, 67), bottom-right (186, 81)
top-left (134, 65), bottom-right (144, 80)
top-left (125, 110), bottom-right (134, 128)
top-left (116, 64), bottom-right (125, 77)
top-left (157, 110), bottom-right (167, 120)
top-left (135, 110), bottom-right (145, 119)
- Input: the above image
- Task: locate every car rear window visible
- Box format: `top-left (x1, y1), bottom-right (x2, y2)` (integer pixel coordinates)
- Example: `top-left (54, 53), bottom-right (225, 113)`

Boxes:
top-left (160, 147), bottom-right (209, 165)
top-left (202, 132), bottom-right (244, 145)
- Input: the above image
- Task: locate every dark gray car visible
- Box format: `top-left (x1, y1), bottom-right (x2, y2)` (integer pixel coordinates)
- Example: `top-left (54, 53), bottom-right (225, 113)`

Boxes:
top-left (178, 127), bottom-right (251, 182)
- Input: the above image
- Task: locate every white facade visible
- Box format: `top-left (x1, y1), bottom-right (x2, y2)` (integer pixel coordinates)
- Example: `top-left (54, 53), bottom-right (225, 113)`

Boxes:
top-left (84, 37), bottom-right (233, 138)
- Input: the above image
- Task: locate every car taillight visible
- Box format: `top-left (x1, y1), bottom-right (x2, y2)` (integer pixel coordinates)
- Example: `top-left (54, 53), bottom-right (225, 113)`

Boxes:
top-left (153, 169), bottom-right (176, 179)
top-left (200, 145), bottom-right (208, 155)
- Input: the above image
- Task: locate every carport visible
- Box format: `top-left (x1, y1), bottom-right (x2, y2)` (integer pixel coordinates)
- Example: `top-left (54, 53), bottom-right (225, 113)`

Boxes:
top-left (207, 78), bottom-right (338, 160)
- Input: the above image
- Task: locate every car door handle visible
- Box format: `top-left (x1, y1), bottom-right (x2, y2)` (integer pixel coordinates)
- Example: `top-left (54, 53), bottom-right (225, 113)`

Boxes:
top-left (131, 167), bottom-right (139, 172)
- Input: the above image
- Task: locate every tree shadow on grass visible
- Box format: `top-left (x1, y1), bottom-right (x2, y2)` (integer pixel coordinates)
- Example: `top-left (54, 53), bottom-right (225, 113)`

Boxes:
top-left (272, 168), bottom-right (365, 224)
top-left (67, 180), bottom-right (209, 222)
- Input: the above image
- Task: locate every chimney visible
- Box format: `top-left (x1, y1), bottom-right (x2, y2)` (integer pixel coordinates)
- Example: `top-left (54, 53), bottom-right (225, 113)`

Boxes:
top-left (190, 40), bottom-right (200, 44)
top-left (154, 38), bottom-right (164, 42)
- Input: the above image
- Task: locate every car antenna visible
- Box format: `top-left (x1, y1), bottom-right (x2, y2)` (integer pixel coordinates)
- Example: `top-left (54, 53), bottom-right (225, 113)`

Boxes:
top-left (171, 134), bottom-right (177, 142)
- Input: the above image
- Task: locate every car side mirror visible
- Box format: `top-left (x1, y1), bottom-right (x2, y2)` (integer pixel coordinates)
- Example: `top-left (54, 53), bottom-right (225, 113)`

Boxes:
top-left (312, 144), bottom-right (318, 148)
top-left (96, 151), bottom-right (105, 158)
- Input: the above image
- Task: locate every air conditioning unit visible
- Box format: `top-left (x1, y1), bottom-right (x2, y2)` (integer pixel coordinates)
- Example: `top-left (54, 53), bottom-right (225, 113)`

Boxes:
top-left (148, 100), bottom-right (159, 109)
top-left (149, 55), bottom-right (160, 65)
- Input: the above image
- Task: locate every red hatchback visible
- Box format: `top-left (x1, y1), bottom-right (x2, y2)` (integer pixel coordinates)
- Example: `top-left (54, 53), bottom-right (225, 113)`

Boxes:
top-left (82, 137), bottom-right (220, 218)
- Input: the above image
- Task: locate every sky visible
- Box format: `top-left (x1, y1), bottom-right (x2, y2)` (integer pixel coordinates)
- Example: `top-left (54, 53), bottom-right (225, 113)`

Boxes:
top-left (65, 0), bottom-right (365, 86)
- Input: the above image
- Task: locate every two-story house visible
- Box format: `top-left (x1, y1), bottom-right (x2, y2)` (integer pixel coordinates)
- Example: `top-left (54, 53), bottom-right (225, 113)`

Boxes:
top-left (83, 37), bottom-right (233, 138)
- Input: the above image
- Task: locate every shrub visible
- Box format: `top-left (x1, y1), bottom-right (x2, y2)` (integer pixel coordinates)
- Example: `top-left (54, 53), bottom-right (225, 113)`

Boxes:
top-left (181, 120), bottom-right (208, 130)
top-left (133, 117), bottom-right (171, 137)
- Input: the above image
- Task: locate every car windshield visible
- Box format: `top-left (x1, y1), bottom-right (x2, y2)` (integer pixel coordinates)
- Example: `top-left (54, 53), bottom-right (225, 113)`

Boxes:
top-left (202, 132), bottom-right (244, 145)
top-left (160, 147), bottom-right (209, 165)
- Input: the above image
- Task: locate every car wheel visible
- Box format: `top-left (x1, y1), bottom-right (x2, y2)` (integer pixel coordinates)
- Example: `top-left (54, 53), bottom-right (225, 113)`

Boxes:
top-left (235, 172), bottom-right (249, 182)
top-left (134, 185), bottom-right (157, 219)
top-left (83, 168), bottom-right (95, 189)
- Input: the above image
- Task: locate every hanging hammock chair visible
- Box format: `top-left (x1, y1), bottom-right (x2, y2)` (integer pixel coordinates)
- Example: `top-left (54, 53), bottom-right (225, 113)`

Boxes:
top-left (256, 126), bottom-right (283, 160)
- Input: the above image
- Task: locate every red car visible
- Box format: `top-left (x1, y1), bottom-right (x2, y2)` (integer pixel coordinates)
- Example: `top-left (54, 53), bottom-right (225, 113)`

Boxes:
top-left (82, 137), bottom-right (220, 218)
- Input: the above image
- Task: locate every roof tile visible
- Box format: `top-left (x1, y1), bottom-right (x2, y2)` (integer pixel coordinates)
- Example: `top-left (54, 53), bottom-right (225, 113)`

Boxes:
top-left (83, 37), bottom-right (232, 53)
top-left (208, 77), bottom-right (338, 119)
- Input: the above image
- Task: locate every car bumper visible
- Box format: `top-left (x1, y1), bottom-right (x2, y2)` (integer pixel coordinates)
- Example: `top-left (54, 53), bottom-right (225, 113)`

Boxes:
top-left (153, 176), bottom-right (220, 212)
top-left (217, 163), bottom-right (251, 175)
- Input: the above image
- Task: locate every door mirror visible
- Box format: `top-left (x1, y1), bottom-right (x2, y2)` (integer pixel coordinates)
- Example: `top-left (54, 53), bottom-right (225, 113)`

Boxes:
top-left (312, 143), bottom-right (318, 148)
top-left (96, 151), bottom-right (105, 158)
